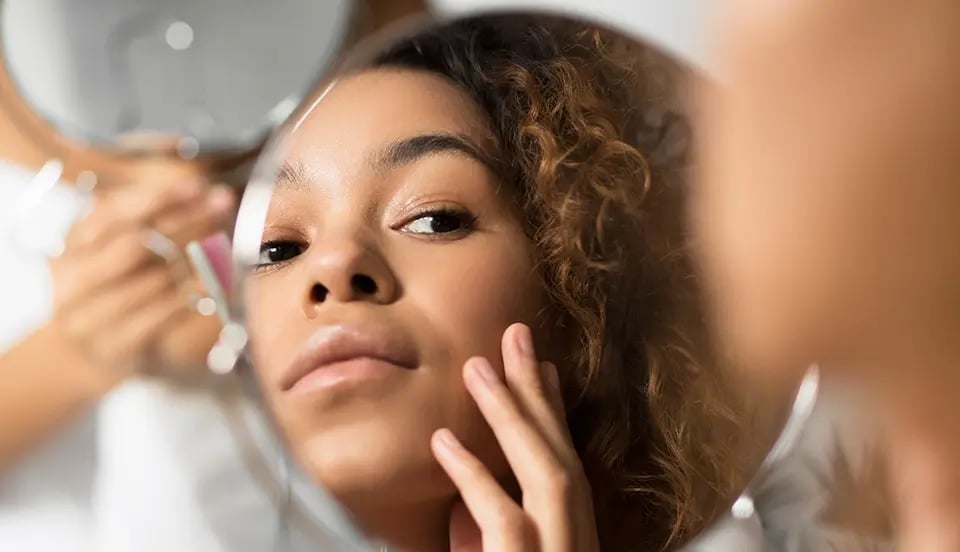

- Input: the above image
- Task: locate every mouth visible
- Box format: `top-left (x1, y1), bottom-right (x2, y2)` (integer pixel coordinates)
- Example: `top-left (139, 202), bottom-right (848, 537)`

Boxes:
top-left (281, 324), bottom-right (418, 394)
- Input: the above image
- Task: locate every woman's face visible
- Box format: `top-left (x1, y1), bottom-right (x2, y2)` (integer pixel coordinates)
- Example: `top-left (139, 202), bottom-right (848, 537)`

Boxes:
top-left (247, 69), bottom-right (550, 506)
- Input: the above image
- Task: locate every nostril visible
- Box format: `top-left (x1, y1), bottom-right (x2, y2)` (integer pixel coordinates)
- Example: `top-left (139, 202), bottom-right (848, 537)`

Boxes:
top-left (351, 274), bottom-right (377, 295)
top-left (310, 283), bottom-right (328, 303)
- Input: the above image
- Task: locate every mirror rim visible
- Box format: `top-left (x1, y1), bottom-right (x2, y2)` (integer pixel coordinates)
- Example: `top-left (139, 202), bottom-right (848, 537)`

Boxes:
top-left (226, 7), bottom-right (820, 550)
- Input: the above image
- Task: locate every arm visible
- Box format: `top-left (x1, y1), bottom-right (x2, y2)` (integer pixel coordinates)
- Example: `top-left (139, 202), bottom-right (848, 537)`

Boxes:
top-left (0, 323), bottom-right (121, 471)
top-left (696, 2), bottom-right (960, 547)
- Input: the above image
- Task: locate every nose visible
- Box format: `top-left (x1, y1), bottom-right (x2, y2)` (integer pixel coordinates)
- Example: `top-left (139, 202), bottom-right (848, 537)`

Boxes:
top-left (301, 234), bottom-right (398, 314)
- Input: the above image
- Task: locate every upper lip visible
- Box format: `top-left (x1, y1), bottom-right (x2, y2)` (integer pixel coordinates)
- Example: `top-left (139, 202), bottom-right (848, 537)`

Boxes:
top-left (281, 324), bottom-right (418, 391)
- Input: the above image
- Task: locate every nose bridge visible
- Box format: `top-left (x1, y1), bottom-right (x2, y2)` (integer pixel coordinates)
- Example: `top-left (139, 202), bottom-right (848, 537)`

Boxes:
top-left (313, 224), bottom-right (369, 279)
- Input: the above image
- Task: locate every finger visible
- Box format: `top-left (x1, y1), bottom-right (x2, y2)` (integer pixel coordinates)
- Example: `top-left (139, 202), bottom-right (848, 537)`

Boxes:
top-left (501, 323), bottom-right (574, 459)
top-left (92, 290), bottom-right (191, 365)
top-left (150, 186), bottom-right (236, 247)
top-left (464, 357), bottom-right (583, 514)
top-left (431, 429), bottom-right (531, 551)
top-left (53, 232), bottom-right (163, 310)
top-left (149, 307), bottom-right (222, 375)
top-left (540, 361), bottom-right (566, 423)
top-left (60, 266), bottom-right (177, 340)
top-left (448, 500), bottom-right (483, 552)
top-left (67, 179), bottom-right (203, 251)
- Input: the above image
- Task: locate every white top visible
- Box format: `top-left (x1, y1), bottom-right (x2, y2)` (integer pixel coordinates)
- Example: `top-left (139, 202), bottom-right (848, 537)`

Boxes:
top-left (0, 160), bottom-right (286, 552)
top-left (685, 382), bottom-right (893, 551)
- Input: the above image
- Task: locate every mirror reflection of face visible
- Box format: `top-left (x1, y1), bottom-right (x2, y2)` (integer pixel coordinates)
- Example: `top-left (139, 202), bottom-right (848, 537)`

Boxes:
top-left (242, 15), bottom-right (754, 552)
top-left (247, 68), bottom-right (549, 515)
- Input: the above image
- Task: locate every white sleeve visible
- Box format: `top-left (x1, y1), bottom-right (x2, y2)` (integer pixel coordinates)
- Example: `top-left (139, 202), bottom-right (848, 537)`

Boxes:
top-left (750, 383), bottom-right (895, 551)
top-left (683, 382), bottom-right (895, 552)
top-left (683, 513), bottom-right (766, 552)
top-left (0, 161), bottom-right (86, 352)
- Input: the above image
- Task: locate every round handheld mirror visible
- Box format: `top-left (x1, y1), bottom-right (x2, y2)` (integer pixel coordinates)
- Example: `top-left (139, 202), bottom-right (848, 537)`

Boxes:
top-left (224, 10), bottom-right (820, 551)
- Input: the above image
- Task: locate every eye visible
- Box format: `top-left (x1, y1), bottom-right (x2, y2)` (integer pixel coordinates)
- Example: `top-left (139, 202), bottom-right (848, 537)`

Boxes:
top-left (400, 209), bottom-right (476, 236)
top-left (257, 240), bottom-right (305, 268)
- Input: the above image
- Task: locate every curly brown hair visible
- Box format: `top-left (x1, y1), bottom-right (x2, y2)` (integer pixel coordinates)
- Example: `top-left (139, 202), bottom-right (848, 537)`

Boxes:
top-left (373, 14), bottom-right (745, 551)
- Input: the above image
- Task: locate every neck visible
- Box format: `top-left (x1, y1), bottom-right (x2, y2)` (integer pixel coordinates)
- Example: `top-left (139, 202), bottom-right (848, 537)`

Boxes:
top-left (343, 494), bottom-right (453, 552)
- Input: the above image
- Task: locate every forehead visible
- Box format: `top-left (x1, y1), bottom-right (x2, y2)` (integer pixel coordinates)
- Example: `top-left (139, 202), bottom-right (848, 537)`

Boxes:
top-left (285, 69), bottom-right (494, 164)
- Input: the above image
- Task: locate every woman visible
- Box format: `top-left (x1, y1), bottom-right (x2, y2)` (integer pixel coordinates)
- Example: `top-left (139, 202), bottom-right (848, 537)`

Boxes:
top-left (246, 16), bottom-right (742, 551)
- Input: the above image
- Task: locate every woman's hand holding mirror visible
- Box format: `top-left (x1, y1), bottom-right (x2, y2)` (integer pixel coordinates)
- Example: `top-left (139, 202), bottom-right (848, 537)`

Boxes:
top-left (432, 323), bottom-right (599, 552)
top-left (47, 176), bottom-right (235, 382)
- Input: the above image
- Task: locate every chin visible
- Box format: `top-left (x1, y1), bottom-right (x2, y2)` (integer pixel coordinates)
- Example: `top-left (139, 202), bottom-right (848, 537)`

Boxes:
top-left (291, 420), bottom-right (453, 506)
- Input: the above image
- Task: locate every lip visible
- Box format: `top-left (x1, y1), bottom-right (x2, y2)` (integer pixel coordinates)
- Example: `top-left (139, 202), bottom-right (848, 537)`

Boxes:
top-left (281, 324), bottom-right (418, 393)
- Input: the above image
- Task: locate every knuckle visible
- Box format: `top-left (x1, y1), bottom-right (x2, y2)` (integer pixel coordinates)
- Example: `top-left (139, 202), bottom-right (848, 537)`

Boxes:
top-left (134, 272), bottom-right (172, 300)
top-left (516, 366), bottom-right (547, 394)
top-left (538, 461), bottom-right (574, 496)
top-left (491, 510), bottom-right (526, 537)
top-left (118, 234), bottom-right (154, 262)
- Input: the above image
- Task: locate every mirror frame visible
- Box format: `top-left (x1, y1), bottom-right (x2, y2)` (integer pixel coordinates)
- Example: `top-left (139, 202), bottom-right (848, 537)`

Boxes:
top-left (220, 8), bottom-right (823, 550)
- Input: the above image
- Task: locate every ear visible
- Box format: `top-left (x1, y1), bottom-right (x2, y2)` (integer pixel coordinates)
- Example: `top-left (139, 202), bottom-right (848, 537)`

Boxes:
top-left (448, 498), bottom-right (483, 552)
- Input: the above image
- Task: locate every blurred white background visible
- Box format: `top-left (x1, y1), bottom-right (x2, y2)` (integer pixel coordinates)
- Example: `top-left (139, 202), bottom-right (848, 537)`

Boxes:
top-left (429, 0), bottom-right (710, 71)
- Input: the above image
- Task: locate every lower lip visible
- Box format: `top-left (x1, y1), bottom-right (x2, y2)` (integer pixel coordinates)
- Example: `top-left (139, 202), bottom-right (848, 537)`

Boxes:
top-left (288, 357), bottom-right (401, 395)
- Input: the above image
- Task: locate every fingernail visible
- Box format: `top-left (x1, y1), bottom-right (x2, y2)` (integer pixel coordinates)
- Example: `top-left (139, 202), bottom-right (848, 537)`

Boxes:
top-left (470, 357), bottom-right (499, 383)
top-left (434, 428), bottom-right (462, 451)
top-left (515, 324), bottom-right (534, 357)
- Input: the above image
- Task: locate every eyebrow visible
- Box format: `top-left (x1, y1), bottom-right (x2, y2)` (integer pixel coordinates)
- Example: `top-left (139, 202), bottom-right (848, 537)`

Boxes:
top-left (274, 132), bottom-right (501, 193)
top-left (372, 133), bottom-right (498, 174)
top-left (276, 159), bottom-right (310, 192)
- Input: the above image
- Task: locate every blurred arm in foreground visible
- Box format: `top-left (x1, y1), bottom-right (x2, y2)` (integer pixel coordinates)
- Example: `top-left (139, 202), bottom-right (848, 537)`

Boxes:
top-left (695, 1), bottom-right (960, 550)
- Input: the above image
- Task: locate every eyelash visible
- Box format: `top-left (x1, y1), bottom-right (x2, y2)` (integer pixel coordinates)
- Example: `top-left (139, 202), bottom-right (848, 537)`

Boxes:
top-left (255, 208), bottom-right (477, 271)
top-left (255, 239), bottom-right (305, 271)
top-left (395, 207), bottom-right (477, 237)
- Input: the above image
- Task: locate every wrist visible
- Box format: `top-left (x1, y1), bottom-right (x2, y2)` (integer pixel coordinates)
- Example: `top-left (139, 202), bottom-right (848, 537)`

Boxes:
top-left (43, 321), bottom-right (130, 396)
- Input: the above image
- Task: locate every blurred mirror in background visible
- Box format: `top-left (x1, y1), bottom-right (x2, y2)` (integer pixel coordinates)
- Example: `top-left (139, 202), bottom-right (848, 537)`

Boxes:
top-left (0, 1), bottom-right (426, 551)
top-left (2, 0), bottom-right (352, 154)
top-left (230, 12), bottom-right (823, 551)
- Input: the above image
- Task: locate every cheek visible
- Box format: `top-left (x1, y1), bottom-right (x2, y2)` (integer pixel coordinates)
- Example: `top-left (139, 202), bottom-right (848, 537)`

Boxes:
top-left (409, 238), bottom-right (542, 364)
top-left (396, 237), bottom-right (542, 465)
top-left (245, 271), bottom-right (307, 391)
